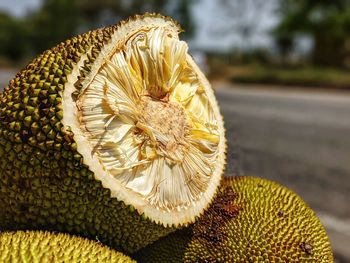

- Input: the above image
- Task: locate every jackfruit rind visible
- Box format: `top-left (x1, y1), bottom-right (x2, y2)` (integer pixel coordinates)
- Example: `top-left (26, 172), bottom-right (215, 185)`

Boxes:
top-left (0, 230), bottom-right (135, 262)
top-left (133, 228), bottom-right (191, 263)
top-left (185, 176), bottom-right (333, 262)
top-left (133, 176), bottom-right (333, 263)
top-left (0, 13), bottom-right (225, 253)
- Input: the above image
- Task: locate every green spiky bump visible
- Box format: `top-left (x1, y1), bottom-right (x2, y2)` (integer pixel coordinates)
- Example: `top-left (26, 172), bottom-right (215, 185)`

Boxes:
top-left (133, 228), bottom-right (191, 263)
top-left (0, 231), bottom-right (135, 262)
top-left (133, 176), bottom-right (333, 262)
top-left (0, 13), bottom-right (226, 253)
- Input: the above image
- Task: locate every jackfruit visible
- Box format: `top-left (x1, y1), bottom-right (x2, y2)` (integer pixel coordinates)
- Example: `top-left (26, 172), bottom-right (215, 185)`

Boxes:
top-left (0, 13), bottom-right (226, 253)
top-left (133, 228), bottom-right (192, 263)
top-left (133, 176), bottom-right (333, 263)
top-left (0, 230), bottom-right (135, 262)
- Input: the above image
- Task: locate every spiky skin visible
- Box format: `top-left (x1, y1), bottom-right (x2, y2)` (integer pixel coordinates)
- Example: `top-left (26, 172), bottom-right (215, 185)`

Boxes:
top-left (0, 15), bottom-right (178, 254)
top-left (0, 231), bottom-right (135, 262)
top-left (133, 228), bottom-right (192, 263)
top-left (133, 176), bottom-right (333, 263)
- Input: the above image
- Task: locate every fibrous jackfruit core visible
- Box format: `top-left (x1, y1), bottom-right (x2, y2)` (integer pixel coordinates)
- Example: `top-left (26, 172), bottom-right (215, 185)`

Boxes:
top-left (77, 26), bottom-right (221, 211)
top-left (138, 96), bottom-right (188, 160)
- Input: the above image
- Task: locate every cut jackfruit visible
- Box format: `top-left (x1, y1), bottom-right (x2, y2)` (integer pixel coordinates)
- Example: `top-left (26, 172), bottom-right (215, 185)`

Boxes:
top-left (0, 13), bottom-right (226, 253)
top-left (0, 230), bottom-right (135, 262)
top-left (133, 176), bottom-right (333, 263)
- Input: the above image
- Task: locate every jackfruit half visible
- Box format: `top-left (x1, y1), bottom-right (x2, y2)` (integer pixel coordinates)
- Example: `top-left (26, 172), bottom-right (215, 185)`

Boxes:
top-left (0, 230), bottom-right (135, 262)
top-left (133, 176), bottom-right (333, 263)
top-left (0, 13), bottom-right (226, 253)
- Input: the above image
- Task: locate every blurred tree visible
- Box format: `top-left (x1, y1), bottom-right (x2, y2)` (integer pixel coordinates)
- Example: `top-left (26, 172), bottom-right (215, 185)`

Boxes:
top-left (73, 0), bottom-right (194, 38)
top-left (0, 0), bottom-right (195, 62)
top-left (0, 13), bottom-right (27, 62)
top-left (275, 34), bottom-right (294, 64)
top-left (28, 0), bottom-right (80, 54)
top-left (73, 0), bottom-right (168, 32)
top-left (166, 0), bottom-right (194, 38)
top-left (276, 0), bottom-right (350, 67)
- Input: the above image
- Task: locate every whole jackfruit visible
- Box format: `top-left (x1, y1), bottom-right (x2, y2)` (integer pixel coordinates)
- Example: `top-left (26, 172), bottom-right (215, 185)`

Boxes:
top-left (0, 13), bottom-right (226, 253)
top-left (133, 176), bottom-right (333, 263)
top-left (133, 228), bottom-right (192, 263)
top-left (0, 230), bottom-right (135, 262)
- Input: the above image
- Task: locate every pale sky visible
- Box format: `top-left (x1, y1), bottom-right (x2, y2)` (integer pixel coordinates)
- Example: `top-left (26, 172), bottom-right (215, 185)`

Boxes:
top-left (190, 0), bottom-right (280, 51)
top-left (0, 0), bottom-right (42, 17)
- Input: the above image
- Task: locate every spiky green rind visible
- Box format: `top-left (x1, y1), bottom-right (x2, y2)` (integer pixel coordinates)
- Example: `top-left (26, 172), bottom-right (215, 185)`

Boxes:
top-left (133, 228), bottom-right (191, 263)
top-left (0, 14), bottom-right (177, 254)
top-left (185, 176), bottom-right (333, 262)
top-left (0, 231), bottom-right (135, 263)
top-left (133, 176), bottom-right (333, 262)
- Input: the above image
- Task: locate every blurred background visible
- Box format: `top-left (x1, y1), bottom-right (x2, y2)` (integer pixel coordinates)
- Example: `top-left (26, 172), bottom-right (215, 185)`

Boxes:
top-left (0, 0), bottom-right (349, 261)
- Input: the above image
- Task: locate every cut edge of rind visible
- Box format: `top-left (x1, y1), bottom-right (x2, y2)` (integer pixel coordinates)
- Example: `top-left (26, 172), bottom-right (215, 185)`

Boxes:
top-left (62, 13), bottom-right (226, 227)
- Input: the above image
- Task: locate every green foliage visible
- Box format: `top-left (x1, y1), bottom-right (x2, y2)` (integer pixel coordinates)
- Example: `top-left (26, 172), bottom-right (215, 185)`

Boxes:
top-left (28, 0), bottom-right (80, 54)
top-left (276, 0), bottom-right (350, 66)
top-left (0, 13), bottom-right (27, 61)
top-left (0, 0), bottom-right (195, 63)
top-left (231, 64), bottom-right (350, 88)
top-left (169, 0), bottom-right (195, 39)
top-left (73, 0), bottom-right (167, 29)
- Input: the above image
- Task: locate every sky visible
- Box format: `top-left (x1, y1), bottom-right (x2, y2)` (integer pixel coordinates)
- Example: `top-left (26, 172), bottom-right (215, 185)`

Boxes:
top-left (0, 0), bottom-right (41, 17)
top-left (191, 0), bottom-right (280, 51)
top-left (0, 0), bottom-right (281, 52)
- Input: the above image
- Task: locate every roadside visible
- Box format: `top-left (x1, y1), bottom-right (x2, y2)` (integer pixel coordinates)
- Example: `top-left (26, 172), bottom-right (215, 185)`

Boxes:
top-left (210, 64), bottom-right (350, 90)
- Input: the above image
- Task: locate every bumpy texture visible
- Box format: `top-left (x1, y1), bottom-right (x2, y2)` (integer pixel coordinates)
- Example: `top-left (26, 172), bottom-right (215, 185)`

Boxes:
top-left (0, 13), bottom-right (226, 254)
top-left (0, 231), bottom-right (135, 263)
top-left (133, 176), bottom-right (333, 263)
top-left (0, 14), bottom-right (175, 254)
top-left (133, 228), bottom-right (192, 263)
top-left (186, 176), bottom-right (333, 262)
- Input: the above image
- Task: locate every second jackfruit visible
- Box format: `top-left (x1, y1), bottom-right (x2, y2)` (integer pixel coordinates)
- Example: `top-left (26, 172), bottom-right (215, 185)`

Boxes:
top-left (133, 176), bottom-right (333, 262)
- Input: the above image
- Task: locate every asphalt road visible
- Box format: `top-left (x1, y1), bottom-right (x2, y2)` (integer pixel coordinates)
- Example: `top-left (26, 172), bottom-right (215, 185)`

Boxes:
top-left (1, 70), bottom-right (349, 261)
top-left (216, 83), bottom-right (350, 262)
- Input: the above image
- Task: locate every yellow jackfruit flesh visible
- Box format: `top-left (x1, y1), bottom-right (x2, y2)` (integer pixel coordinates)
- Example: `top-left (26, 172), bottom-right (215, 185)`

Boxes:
top-left (0, 13), bottom-right (226, 253)
top-left (0, 230), bottom-right (135, 262)
top-left (133, 176), bottom-right (333, 262)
